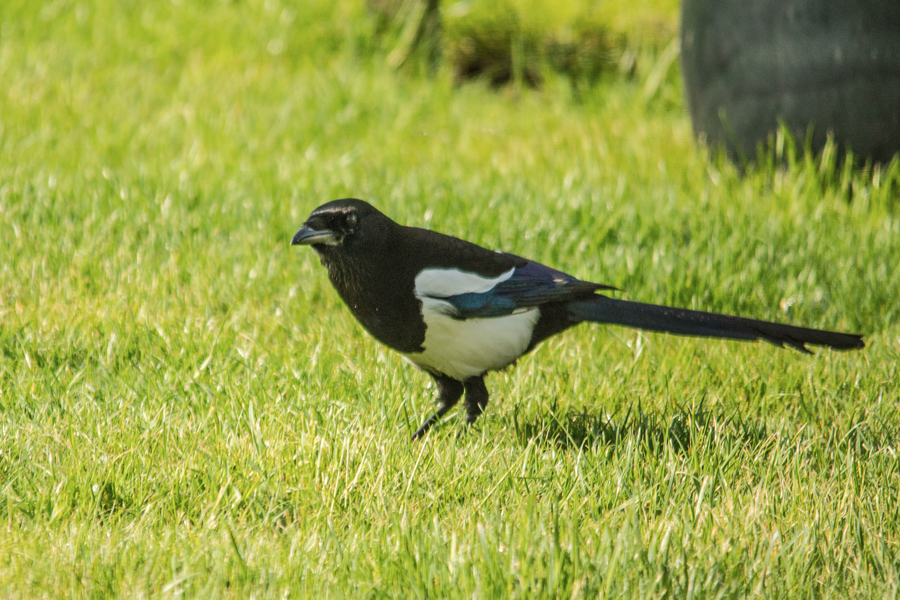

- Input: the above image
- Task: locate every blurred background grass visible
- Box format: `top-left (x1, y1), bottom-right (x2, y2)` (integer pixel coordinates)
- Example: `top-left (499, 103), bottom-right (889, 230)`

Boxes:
top-left (1, 0), bottom-right (899, 598)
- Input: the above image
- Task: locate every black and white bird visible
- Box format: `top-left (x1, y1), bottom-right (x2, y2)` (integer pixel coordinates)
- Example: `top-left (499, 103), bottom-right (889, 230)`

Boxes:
top-left (291, 199), bottom-right (864, 440)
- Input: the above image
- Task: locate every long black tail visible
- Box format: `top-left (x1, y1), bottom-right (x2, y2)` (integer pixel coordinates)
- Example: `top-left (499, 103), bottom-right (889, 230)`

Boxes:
top-left (567, 296), bottom-right (864, 353)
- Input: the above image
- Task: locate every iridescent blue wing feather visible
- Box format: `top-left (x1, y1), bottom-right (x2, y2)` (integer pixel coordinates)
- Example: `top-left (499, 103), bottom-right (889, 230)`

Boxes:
top-left (437, 260), bottom-right (613, 319)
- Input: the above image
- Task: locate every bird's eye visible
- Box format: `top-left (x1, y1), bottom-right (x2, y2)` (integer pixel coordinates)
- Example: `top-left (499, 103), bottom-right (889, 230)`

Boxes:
top-left (345, 213), bottom-right (358, 228)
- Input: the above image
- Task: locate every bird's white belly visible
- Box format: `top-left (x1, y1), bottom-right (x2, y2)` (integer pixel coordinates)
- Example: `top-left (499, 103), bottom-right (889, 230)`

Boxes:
top-left (403, 298), bottom-right (540, 380)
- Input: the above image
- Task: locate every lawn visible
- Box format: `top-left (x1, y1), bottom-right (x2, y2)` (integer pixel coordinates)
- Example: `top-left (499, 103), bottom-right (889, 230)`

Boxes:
top-left (1, 0), bottom-right (899, 597)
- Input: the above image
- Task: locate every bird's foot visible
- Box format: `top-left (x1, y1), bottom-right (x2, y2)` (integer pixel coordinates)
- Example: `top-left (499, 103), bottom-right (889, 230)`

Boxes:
top-left (411, 413), bottom-right (440, 441)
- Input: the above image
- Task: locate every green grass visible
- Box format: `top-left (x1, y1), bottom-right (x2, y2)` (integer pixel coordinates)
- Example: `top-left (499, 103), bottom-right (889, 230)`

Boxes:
top-left (2, 1), bottom-right (899, 597)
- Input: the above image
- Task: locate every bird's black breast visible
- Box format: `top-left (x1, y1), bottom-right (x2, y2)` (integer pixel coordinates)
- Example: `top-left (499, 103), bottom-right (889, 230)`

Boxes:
top-left (320, 250), bottom-right (426, 354)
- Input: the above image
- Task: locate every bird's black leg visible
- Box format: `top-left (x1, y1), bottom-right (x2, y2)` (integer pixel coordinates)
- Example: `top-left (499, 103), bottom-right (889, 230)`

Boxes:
top-left (412, 373), bottom-right (464, 441)
top-left (458, 376), bottom-right (489, 437)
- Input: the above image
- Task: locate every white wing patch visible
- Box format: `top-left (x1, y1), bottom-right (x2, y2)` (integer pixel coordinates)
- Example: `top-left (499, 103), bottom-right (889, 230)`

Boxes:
top-left (413, 267), bottom-right (515, 298)
top-left (405, 267), bottom-right (539, 380)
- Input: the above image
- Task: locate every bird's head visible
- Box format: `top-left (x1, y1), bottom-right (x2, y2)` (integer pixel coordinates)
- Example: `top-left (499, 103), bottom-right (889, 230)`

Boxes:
top-left (291, 198), bottom-right (388, 254)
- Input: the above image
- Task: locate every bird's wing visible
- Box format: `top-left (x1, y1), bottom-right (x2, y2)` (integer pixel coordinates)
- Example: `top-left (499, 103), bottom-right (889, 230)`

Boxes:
top-left (416, 259), bottom-right (614, 319)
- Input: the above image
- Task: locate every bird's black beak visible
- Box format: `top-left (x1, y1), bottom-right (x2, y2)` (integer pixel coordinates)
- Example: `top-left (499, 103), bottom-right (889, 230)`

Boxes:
top-left (291, 224), bottom-right (337, 246)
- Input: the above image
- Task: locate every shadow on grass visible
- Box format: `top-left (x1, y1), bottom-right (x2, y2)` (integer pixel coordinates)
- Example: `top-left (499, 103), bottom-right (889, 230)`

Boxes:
top-left (511, 401), bottom-right (770, 454)
top-left (511, 401), bottom-right (900, 462)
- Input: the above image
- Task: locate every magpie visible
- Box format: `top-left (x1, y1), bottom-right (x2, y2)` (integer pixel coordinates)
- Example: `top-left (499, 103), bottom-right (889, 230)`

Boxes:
top-left (291, 198), bottom-right (864, 440)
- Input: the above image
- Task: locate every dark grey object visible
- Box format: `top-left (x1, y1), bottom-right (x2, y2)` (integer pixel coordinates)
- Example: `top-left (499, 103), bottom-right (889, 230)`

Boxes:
top-left (681, 0), bottom-right (900, 164)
